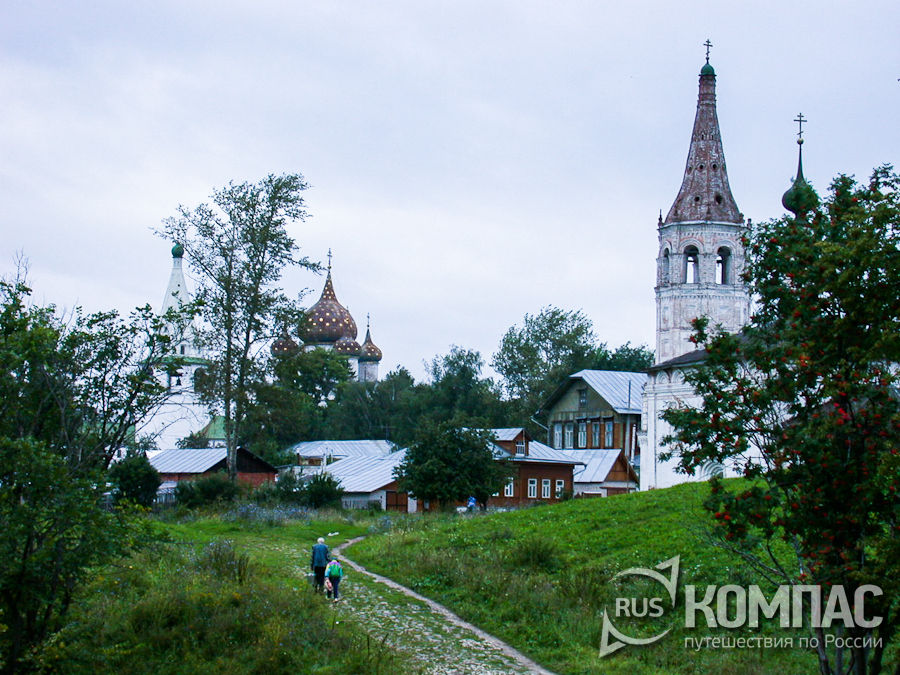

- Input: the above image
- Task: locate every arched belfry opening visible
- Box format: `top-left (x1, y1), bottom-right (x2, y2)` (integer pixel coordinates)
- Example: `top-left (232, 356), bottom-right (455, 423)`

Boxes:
top-left (716, 246), bottom-right (732, 284)
top-left (661, 248), bottom-right (670, 285)
top-left (684, 246), bottom-right (700, 284)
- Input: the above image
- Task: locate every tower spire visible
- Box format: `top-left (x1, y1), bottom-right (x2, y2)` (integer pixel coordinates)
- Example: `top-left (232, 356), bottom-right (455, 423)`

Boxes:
top-left (664, 51), bottom-right (742, 225)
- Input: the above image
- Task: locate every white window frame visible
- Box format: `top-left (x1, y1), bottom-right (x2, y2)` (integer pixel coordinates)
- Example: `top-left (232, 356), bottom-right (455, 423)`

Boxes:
top-left (577, 421), bottom-right (587, 448)
top-left (504, 478), bottom-right (515, 497)
top-left (592, 421), bottom-right (600, 448)
top-left (605, 419), bottom-right (614, 447)
top-left (555, 479), bottom-right (565, 498)
top-left (541, 479), bottom-right (551, 499)
top-left (564, 423), bottom-right (574, 449)
top-left (553, 423), bottom-right (562, 448)
top-left (515, 440), bottom-right (526, 455)
top-left (527, 478), bottom-right (537, 499)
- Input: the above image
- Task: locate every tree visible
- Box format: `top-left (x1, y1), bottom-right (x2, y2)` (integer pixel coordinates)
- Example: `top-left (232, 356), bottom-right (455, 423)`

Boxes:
top-left (423, 346), bottom-right (506, 427)
top-left (492, 306), bottom-right (653, 432)
top-left (108, 452), bottom-right (162, 508)
top-left (159, 174), bottom-right (315, 481)
top-left (394, 422), bottom-right (510, 510)
top-left (0, 280), bottom-right (180, 672)
top-left (662, 166), bottom-right (900, 675)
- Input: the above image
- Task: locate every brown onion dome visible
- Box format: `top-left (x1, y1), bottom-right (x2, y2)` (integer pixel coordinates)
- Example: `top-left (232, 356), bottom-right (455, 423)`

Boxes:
top-left (299, 270), bottom-right (358, 344)
top-left (358, 326), bottom-right (382, 363)
top-left (334, 334), bottom-right (361, 356)
top-left (271, 331), bottom-right (299, 358)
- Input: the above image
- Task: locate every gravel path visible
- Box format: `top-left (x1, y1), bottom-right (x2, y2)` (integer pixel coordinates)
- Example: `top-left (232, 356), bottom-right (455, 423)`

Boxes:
top-left (332, 536), bottom-right (558, 675)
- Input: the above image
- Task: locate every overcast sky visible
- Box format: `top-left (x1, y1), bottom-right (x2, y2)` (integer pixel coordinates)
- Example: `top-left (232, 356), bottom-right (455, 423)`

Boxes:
top-left (2, 1), bottom-right (897, 381)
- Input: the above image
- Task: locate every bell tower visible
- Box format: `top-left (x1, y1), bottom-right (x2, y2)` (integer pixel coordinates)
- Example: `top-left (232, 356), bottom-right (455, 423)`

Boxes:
top-left (655, 45), bottom-right (750, 364)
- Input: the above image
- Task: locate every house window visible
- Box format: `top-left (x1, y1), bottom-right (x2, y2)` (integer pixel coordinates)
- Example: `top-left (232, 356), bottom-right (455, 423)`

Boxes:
top-left (578, 388), bottom-right (587, 408)
top-left (541, 479), bottom-right (551, 499)
top-left (527, 478), bottom-right (537, 499)
top-left (577, 422), bottom-right (587, 448)
top-left (555, 479), bottom-right (565, 498)
top-left (504, 478), bottom-right (515, 497)
top-left (553, 423), bottom-right (562, 448)
top-left (592, 421), bottom-right (600, 448)
top-left (564, 423), bottom-right (574, 449)
top-left (515, 440), bottom-right (526, 455)
top-left (605, 419), bottom-right (614, 447)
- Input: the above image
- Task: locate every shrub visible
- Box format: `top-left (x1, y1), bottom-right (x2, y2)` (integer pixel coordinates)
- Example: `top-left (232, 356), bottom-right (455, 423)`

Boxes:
top-left (507, 537), bottom-right (560, 572)
top-left (108, 453), bottom-right (161, 507)
top-left (303, 472), bottom-right (344, 509)
top-left (174, 472), bottom-right (237, 508)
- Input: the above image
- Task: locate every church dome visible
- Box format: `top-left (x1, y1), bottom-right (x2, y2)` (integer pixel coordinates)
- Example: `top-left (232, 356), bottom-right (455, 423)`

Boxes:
top-left (271, 331), bottom-right (299, 358)
top-left (358, 326), bottom-right (382, 363)
top-left (172, 242), bottom-right (184, 258)
top-left (300, 270), bottom-right (358, 344)
top-left (334, 334), bottom-right (361, 356)
top-left (782, 140), bottom-right (819, 217)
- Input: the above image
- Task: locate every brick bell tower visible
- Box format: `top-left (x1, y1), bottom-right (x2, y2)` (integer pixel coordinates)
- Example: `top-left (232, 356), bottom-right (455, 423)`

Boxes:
top-left (655, 45), bottom-right (750, 364)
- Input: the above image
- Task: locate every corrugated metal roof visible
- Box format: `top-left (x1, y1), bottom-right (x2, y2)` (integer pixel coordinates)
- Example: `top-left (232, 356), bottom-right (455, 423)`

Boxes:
top-left (286, 440), bottom-right (395, 460)
top-left (490, 428), bottom-right (524, 441)
top-left (572, 370), bottom-right (648, 414)
top-left (492, 440), bottom-right (583, 465)
top-left (150, 448), bottom-right (226, 474)
top-left (561, 449), bottom-right (624, 483)
top-left (323, 450), bottom-right (407, 493)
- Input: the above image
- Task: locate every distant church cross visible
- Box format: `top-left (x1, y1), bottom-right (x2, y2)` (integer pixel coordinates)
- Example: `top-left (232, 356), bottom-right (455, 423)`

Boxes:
top-left (794, 113), bottom-right (807, 141)
top-left (703, 39), bottom-right (713, 63)
top-left (327, 248), bottom-right (333, 271)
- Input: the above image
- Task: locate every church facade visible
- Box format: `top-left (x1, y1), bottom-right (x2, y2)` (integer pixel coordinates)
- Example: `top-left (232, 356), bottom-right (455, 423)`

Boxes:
top-left (639, 57), bottom-right (751, 490)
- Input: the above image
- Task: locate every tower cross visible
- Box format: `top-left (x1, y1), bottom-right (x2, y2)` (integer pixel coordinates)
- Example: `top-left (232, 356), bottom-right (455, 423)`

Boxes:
top-left (794, 113), bottom-right (807, 142)
top-left (327, 248), bottom-right (333, 271)
top-left (703, 39), bottom-right (713, 63)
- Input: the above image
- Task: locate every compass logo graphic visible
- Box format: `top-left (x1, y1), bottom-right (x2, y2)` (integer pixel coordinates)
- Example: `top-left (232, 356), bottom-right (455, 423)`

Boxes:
top-left (599, 556), bottom-right (681, 657)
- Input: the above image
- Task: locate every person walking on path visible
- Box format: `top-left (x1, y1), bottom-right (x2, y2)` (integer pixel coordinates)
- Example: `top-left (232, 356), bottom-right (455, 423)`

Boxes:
top-left (325, 558), bottom-right (344, 601)
top-left (311, 537), bottom-right (330, 592)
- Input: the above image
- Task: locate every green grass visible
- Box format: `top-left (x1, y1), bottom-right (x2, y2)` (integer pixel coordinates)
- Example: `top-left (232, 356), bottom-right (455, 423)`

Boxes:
top-left (348, 481), bottom-right (830, 675)
top-left (35, 507), bottom-right (408, 675)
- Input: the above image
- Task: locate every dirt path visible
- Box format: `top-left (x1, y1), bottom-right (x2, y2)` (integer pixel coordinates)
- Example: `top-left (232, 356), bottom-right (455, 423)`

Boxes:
top-left (332, 536), bottom-right (558, 675)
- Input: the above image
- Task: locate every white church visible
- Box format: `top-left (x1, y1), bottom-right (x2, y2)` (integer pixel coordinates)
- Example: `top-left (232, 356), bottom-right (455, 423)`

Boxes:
top-left (638, 56), bottom-right (754, 491)
top-left (138, 246), bottom-right (383, 451)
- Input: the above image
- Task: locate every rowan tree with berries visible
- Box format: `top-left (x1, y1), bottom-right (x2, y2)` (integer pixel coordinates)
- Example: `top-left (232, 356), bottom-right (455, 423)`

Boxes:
top-left (662, 164), bottom-right (900, 675)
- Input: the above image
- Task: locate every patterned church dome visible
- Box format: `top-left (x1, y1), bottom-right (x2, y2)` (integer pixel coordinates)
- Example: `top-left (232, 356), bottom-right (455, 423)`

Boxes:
top-left (300, 268), bottom-right (358, 345)
top-left (358, 322), bottom-right (382, 363)
top-left (334, 334), bottom-right (362, 356)
top-left (271, 329), bottom-right (299, 357)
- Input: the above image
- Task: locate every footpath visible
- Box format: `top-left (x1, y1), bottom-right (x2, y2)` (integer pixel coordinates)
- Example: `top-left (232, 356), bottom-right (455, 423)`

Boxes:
top-left (331, 536), bottom-right (558, 675)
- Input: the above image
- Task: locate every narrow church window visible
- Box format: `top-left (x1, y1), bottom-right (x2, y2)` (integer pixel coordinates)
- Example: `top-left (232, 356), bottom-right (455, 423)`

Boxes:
top-left (180, 344), bottom-right (186, 355)
top-left (715, 193), bottom-right (723, 205)
top-left (685, 246), bottom-right (700, 283)
top-left (716, 247), bottom-right (731, 284)
top-left (662, 249), bottom-right (670, 284)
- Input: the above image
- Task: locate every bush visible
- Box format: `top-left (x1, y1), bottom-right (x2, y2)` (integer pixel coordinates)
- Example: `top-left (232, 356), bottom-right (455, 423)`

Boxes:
top-left (174, 472), bottom-right (238, 508)
top-left (303, 472), bottom-right (344, 509)
top-left (108, 453), bottom-right (161, 507)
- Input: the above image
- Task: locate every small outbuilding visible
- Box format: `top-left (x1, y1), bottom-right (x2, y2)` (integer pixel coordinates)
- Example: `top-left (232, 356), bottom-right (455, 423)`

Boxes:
top-left (150, 447), bottom-right (277, 487)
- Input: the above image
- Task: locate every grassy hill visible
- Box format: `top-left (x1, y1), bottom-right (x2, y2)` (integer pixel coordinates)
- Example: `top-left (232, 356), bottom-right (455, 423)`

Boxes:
top-left (349, 481), bottom-right (823, 675)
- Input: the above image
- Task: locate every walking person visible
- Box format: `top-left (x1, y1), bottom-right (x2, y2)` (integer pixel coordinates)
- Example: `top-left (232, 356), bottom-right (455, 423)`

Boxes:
top-left (325, 558), bottom-right (344, 601)
top-left (311, 537), bottom-right (329, 593)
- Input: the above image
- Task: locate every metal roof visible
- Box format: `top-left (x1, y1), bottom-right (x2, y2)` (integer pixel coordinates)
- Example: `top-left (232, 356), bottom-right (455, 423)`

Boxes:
top-left (150, 447), bottom-right (226, 474)
top-left (490, 428), bottom-right (525, 441)
top-left (571, 370), bottom-right (648, 414)
top-left (562, 449), bottom-right (628, 483)
top-left (286, 440), bottom-right (396, 460)
top-left (491, 440), bottom-right (583, 465)
top-left (323, 450), bottom-right (407, 493)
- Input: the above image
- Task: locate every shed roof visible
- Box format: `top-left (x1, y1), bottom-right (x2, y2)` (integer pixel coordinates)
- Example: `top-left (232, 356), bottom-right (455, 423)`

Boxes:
top-left (561, 449), bottom-right (635, 484)
top-left (150, 447), bottom-right (226, 474)
top-left (539, 370), bottom-right (648, 416)
top-left (323, 450), bottom-right (407, 493)
top-left (287, 439), bottom-right (395, 460)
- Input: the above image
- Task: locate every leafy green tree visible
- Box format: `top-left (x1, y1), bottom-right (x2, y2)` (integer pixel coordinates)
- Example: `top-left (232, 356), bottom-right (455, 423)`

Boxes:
top-left (662, 166), bottom-right (900, 675)
top-left (394, 422), bottom-right (510, 510)
top-left (492, 306), bottom-right (653, 432)
top-left (160, 174), bottom-right (316, 481)
top-left (174, 472), bottom-right (239, 508)
top-left (108, 452), bottom-right (162, 507)
top-left (423, 346), bottom-right (506, 427)
top-left (302, 472), bottom-right (344, 509)
top-left (0, 280), bottom-right (180, 672)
